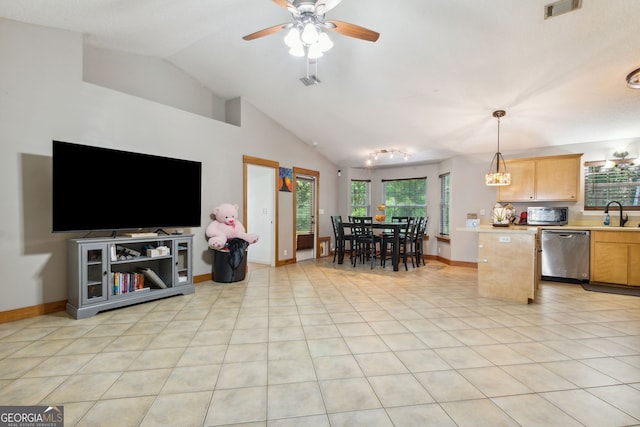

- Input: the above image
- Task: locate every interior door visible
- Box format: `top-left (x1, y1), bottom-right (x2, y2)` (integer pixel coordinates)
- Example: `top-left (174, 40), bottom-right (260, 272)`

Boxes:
top-left (294, 168), bottom-right (319, 261)
top-left (244, 157), bottom-right (278, 266)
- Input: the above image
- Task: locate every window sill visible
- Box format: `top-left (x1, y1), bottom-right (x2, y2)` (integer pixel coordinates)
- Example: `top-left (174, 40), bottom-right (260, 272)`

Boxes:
top-left (436, 235), bottom-right (450, 243)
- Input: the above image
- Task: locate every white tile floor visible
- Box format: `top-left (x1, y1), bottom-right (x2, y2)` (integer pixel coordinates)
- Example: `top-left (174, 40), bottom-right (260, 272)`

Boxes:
top-left (1, 258), bottom-right (639, 426)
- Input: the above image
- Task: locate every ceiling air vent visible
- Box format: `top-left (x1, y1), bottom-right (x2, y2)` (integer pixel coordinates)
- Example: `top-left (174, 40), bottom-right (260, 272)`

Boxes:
top-left (544, 0), bottom-right (582, 19)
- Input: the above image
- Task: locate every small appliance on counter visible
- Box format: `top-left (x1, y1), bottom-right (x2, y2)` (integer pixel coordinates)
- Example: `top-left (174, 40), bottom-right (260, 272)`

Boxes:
top-left (526, 207), bottom-right (568, 226)
top-left (517, 211), bottom-right (528, 225)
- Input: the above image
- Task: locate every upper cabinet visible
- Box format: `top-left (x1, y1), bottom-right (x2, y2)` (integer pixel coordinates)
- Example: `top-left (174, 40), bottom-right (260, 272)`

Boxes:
top-left (497, 154), bottom-right (582, 202)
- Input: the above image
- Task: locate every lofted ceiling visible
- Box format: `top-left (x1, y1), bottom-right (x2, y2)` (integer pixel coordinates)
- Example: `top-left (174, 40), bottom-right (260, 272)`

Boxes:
top-left (1, 0), bottom-right (639, 168)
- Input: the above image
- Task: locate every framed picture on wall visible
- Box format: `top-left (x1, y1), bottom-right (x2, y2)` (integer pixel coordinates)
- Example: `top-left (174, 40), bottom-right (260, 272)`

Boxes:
top-left (279, 167), bottom-right (292, 192)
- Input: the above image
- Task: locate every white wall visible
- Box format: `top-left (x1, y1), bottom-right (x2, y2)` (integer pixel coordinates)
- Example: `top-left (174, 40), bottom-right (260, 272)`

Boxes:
top-left (83, 45), bottom-right (227, 121)
top-left (0, 18), bottom-right (338, 312)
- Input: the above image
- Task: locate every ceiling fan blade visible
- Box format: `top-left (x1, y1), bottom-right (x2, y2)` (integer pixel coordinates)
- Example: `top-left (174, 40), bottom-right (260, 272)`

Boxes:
top-left (320, 0), bottom-right (343, 13)
top-left (272, 0), bottom-right (290, 9)
top-left (242, 23), bottom-right (289, 41)
top-left (273, 0), bottom-right (298, 14)
top-left (326, 20), bottom-right (380, 42)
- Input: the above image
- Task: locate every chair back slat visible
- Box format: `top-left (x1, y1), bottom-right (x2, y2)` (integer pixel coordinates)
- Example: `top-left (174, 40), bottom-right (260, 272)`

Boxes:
top-left (351, 216), bottom-right (373, 236)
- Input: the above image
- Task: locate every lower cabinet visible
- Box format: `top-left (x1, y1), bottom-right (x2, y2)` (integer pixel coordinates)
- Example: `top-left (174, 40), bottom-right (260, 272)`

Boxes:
top-left (591, 231), bottom-right (640, 286)
top-left (67, 234), bottom-right (195, 319)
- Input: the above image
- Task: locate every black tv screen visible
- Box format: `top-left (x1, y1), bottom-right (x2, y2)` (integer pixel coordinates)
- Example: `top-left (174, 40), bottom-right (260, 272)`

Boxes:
top-left (52, 140), bottom-right (202, 232)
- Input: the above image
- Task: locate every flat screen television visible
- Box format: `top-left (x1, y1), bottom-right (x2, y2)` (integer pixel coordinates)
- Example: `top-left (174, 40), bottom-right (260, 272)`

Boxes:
top-left (52, 140), bottom-right (202, 233)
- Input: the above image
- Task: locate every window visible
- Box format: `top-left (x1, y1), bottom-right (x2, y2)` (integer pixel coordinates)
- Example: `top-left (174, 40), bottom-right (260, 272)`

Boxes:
top-left (584, 161), bottom-right (640, 210)
top-left (439, 173), bottom-right (450, 235)
top-left (351, 180), bottom-right (370, 216)
top-left (382, 177), bottom-right (427, 218)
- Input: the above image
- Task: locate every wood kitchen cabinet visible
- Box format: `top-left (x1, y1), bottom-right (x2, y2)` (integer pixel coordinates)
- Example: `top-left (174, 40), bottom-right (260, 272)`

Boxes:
top-left (497, 154), bottom-right (581, 202)
top-left (591, 231), bottom-right (640, 286)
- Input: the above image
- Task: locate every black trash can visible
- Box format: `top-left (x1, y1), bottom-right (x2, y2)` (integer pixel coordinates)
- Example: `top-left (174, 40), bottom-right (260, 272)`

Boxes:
top-left (211, 246), bottom-right (248, 283)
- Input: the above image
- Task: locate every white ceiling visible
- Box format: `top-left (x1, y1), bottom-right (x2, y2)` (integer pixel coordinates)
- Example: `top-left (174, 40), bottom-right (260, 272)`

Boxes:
top-left (2, 0), bottom-right (639, 168)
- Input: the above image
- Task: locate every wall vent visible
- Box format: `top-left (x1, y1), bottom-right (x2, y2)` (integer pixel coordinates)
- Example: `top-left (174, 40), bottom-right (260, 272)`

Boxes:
top-left (544, 0), bottom-right (582, 19)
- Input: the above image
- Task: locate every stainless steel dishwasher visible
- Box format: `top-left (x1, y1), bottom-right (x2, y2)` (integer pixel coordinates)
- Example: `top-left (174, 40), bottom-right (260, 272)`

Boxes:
top-left (541, 230), bottom-right (590, 283)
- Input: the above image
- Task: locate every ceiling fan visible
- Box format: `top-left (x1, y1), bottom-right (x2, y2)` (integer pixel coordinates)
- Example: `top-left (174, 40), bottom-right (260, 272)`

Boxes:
top-left (242, 0), bottom-right (379, 58)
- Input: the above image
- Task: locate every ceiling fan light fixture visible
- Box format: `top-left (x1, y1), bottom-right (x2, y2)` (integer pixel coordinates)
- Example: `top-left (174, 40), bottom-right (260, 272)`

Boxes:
top-left (301, 22), bottom-right (319, 44)
top-left (307, 43), bottom-right (324, 59)
top-left (289, 44), bottom-right (305, 57)
top-left (317, 32), bottom-right (333, 52)
top-left (485, 110), bottom-right (511, 186)
top-left (284, 28), bottom-right (301, 48)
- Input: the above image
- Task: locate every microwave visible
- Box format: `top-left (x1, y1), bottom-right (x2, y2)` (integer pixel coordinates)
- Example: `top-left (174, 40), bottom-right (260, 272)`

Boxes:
top-left (527, 207), bottom-right (568, 225)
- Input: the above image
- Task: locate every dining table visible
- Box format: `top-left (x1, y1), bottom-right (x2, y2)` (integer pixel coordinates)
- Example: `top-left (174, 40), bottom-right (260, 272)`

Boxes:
top-left (338, 222), bottom-right (403, 271)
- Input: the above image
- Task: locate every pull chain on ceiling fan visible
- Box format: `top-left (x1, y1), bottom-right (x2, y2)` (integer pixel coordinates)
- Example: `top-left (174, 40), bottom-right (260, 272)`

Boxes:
top-left (243, 0), bottom-right (380, 60)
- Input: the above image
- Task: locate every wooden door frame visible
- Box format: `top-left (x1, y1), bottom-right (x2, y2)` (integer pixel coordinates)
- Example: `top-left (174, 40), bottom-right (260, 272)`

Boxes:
top-left (292, 167), bottom-right (320, 262)
top-left (243, 155), bottom-right (280, 265)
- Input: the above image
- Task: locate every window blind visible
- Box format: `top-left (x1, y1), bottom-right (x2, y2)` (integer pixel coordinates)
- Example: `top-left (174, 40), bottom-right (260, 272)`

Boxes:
top-left (439, 173), bottom-right (450, 235)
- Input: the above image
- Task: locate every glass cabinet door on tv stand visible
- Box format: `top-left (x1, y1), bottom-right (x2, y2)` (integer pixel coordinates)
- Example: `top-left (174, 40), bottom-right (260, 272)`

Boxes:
top-left (67, 234), bottom-right (195, 319)
top-left (82, 243), bottom-right (108, 305)
top-left (174, 238), bottom-right (192, 286)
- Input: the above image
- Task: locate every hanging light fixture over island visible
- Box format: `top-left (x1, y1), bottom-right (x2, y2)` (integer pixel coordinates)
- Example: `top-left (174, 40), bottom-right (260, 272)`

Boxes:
top-left (485, 110), bottom-right (511, 186)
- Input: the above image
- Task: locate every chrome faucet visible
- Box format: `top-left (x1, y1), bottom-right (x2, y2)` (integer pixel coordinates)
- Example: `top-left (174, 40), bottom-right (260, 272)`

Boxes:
top-left (605, 201), bottom-right (629, 227)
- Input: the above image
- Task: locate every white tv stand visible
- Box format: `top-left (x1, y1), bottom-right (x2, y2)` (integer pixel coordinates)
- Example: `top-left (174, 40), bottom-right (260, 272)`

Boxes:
top-left (67, 234), bottom-right (195, 319)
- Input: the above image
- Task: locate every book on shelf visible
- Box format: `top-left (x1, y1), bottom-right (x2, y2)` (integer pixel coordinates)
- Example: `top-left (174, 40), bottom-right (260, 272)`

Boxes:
top-left (111, 271), bottom-right (148, 295)
top-left (137, 267), bottom-right (168, 289)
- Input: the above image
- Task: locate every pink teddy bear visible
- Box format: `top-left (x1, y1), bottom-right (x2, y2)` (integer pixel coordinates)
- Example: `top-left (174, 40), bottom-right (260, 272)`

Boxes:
top-left (206, 203), bottom-right (259, 249)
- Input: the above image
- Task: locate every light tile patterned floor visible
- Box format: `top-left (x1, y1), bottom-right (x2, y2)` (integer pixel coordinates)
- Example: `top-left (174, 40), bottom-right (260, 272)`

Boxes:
top-left (1, 258), bottom-right (639, 426)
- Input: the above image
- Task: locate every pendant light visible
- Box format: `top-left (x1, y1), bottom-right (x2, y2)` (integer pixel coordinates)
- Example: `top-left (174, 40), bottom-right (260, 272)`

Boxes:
top-left (485, 110), bottom-right (511, 186)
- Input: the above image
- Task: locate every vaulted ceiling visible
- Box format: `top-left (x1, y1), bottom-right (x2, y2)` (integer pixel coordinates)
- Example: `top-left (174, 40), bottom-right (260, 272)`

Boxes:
top-left (1, 0), bottom-right (639, 168)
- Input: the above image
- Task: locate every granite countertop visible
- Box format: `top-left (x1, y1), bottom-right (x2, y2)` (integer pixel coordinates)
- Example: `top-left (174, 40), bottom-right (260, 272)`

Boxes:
top-left (459, 225), bottom-right (640, 233)
top-left (537, 225), bottom-right (640, 232)
top-left (458, 225), bottom-right (539, 234)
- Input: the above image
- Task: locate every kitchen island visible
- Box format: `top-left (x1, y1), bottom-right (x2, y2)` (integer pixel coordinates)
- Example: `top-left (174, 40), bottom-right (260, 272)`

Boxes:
top-left (460, 226), bottom-right (540, 303)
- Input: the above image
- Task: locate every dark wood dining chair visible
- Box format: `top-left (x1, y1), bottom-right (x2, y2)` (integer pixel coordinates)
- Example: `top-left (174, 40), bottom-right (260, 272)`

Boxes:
top-left (407, 216), bottom-right (427, 267)
top-left (331, 215), bottom-right (353, 263)
top-left (381, 216), bottom-right (413, 270)
top-left (351, 216), bottom-right (380, 269)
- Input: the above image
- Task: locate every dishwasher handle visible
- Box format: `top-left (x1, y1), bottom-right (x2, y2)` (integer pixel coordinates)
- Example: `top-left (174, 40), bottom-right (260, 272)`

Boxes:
top-left (542, 230), bottom-right (590, 237)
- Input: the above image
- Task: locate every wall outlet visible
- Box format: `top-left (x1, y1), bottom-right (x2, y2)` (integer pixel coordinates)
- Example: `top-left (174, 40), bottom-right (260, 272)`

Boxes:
top-left (438, 247), bottom-right (441, 254)
top-left (284, 249), bottom-right (288, 256)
